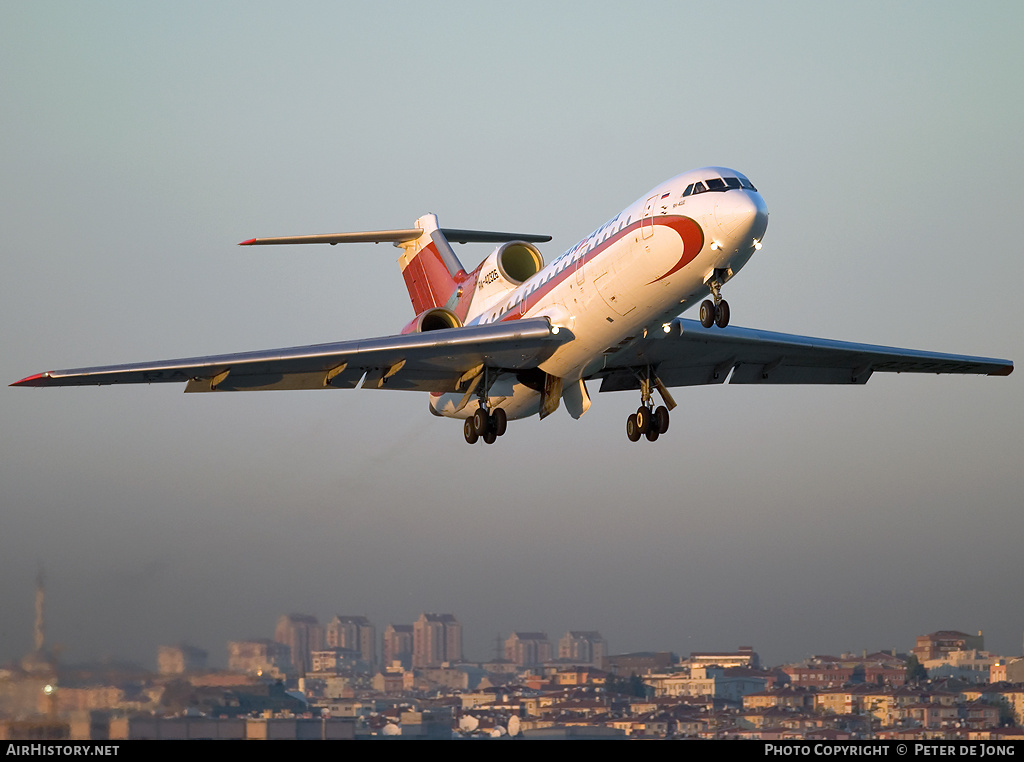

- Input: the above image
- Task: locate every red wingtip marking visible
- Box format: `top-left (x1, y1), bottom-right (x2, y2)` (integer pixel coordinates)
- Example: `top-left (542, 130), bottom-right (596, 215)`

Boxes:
top-left (11, 372), bottom-right (48, 387)
top-left (238, 238), bottom-right (257, 246)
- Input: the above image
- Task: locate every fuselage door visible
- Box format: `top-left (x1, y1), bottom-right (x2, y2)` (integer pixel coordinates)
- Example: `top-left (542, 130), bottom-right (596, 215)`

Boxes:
top-left (641, 195), bottom-right (657, 239)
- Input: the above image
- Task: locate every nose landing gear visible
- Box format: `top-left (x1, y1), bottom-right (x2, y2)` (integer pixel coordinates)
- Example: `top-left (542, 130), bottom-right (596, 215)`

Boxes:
top-left (700, 271), bottom-right (730, 329)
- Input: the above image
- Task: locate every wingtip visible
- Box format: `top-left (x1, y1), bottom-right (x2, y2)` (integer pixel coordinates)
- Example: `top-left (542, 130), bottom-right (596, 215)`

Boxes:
top-left (238, 238), bottom-right (257, 246)
top-left (989, 363), bottom-right (1014, 376)
top-left (11, 372), bottom-right (49, 387)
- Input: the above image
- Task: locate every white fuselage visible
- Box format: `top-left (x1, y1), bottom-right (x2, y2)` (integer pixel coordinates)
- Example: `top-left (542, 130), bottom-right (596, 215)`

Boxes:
top-left (430, 167), bottom-right (769, 420)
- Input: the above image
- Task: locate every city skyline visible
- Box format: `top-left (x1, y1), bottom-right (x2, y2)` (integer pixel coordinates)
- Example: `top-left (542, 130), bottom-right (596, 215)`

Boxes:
top-left (2, 2), bottom-right (1021, 671)
top-left (7, 620), bottom-right (1023, 739)
top-left (6, 570), bottom-right (1022, 673)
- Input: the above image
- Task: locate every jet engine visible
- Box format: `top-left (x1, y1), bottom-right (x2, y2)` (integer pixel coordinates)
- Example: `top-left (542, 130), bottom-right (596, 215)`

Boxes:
top-left (473, 241), bottom-right (545, 307)
top-left (400, 307), bottom-right (463, 334)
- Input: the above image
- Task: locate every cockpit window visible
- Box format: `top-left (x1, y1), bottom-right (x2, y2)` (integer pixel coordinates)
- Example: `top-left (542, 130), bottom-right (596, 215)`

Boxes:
top-left (683, 175), bottom-right (758, 195)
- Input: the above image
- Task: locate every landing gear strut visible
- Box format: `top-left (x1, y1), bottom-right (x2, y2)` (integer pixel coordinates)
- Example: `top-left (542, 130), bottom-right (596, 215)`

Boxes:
top-left (624, 367), bottom-right (673, 443)
top-left (700, 272), bottom-right (730, 329)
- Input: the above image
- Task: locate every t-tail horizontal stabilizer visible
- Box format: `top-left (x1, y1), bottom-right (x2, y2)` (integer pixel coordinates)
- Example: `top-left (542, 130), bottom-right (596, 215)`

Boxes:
top-left (238, 228), bottom-right (551, 247)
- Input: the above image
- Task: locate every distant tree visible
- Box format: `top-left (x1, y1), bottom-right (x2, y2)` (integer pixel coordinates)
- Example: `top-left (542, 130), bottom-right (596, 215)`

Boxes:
top-left (606, 673), bottom-right (648, 698)
top-left (851, 664), bottom-right (866, 684)
top-left (629, 673), bottom-right (650, 699)
top-left (993, 700), bottom-right (1015, 727)
top-left (905, 655), bottom-right (927, 683)
top-left (605, 675), bottom-right (627, 695)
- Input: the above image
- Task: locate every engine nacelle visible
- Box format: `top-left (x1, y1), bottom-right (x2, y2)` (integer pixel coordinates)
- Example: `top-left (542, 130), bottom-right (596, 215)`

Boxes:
top-left (472, 241), bottom-right (545, 309)
top-left (400, 307), bottom-right (463, 335)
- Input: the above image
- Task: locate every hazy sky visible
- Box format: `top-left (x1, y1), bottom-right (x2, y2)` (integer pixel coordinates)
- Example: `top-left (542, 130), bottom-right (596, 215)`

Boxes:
top-left (2, 1), bottom-right (1021, 670)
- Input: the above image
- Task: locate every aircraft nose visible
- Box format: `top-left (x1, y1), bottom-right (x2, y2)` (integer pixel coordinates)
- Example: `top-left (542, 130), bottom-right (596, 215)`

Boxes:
top-left (714, 190), bottom-right (769, 243)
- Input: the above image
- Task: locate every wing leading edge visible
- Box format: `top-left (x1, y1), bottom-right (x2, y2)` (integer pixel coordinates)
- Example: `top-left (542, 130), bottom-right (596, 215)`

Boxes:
top-left (13, 319), bottom-right (573, 394)
top-left (597, 318), bottom-right (1013, 391)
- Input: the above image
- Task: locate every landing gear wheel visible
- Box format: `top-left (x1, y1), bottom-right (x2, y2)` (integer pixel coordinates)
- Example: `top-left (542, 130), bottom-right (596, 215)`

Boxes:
top-left (635, 406), bottom-right (650, 433)
top-left (626, 414), bottom-right (641, 442)
top-left (700, 299), bottom-right (716, 328)
top-left (464, 418), bottom-right (479, 444)
top-left (493, 408), bottom-right (507, 437)
top-left (645, 424), bottom-right (660, 442)
top-left (483, 428), bottom-right (497, 444)
top-left (715, 299), bottom-right (730, 328)
top-left (473, 407), bottom-right (489, 436)
top-left (655, 405), bottom-right (670, 434)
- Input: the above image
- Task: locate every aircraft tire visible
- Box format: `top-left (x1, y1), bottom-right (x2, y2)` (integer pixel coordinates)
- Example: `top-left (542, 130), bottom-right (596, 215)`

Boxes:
top-left (473, 407), bottom-right (489, 436)
top-left (635, 406), bottom-right (649, 433)
top-left (655, 405), bottom-right (670, 434)
top-left (700, 300), bottom-right (716, 328)
top-left (483, 428), bottom-right (497, 445)
top-left (464, 418), bottom-right (479, 444)
top-left (626, 414), bottom-right (641, 442)
top-left (715, 300), bottom-right (730, 328)
top-left (645, 424), bottom-right (660, 442)
top-left (493, 408), bottom-right (507, 437)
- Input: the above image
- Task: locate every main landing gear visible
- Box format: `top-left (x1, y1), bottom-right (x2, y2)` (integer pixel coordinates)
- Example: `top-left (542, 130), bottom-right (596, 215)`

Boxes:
top-left (464, 405), bottom-right (507, 445)
top-left (699, 272), bottom-right (730, 329)
top-left (624, 367), bottom-right (675, 443)
top-left (460, 366), bottom-right (509, 445)
top-left (626, 404), bottom-right (670, 442)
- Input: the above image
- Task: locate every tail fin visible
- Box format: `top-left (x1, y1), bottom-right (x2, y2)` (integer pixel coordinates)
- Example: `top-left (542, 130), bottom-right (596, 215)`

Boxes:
top-left (397, 214), bottom-right (467, 315)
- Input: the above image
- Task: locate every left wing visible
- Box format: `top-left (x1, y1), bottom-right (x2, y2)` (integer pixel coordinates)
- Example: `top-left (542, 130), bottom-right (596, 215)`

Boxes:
top-left (596, 318), bottom-right (1013, 391)
top-left (12, 319), bottom-right (573, 393)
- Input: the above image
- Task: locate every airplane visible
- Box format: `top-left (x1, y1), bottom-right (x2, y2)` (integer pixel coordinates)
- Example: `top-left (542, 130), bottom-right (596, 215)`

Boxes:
top-left (12, 166), bottom-right (1013, 444)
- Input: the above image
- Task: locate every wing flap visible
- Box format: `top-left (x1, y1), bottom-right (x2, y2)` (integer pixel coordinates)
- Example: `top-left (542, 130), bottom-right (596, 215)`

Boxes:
top-left (657, 363), bottom-right (734, 387)
top-left (183, 369), bottom-right (366, 393)
top-left (729, 364), bottom-right (872, 385)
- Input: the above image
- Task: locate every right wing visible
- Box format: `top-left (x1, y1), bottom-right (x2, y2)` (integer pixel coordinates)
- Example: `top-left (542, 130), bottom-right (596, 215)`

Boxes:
top-left (12, 319), bottom-right (573, 393)
top-left (595, 318), bottom-right (1012, 391)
